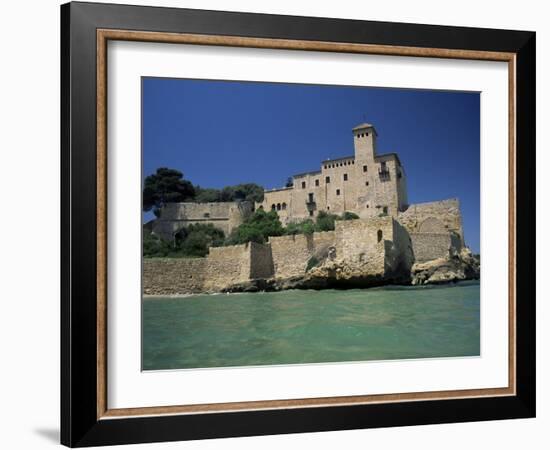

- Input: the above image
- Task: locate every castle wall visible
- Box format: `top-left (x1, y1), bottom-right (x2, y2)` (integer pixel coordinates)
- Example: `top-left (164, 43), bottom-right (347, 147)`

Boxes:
top-left (397, 198), bottom-right (464, 245)
top-left (269, 234), bottom-right (315, 279)
top-left (333, 217), bottom-right (393, 275)
top-left (261, 188), bottom-right (293, 223)
top-left (248, 241), bottom-right (275, 279)
top-left (152, 201), bottom-right (252, 241)
top-left (144, 215), bottom-right (458, 294)
top-left (203, 244), bottom-right (251, 291)
top-left (410, 232), bottom-right (452, 262)
top-left (143, 258), bottom-right (208, 295)
top-left (389, 219), bottom-right (415, 276)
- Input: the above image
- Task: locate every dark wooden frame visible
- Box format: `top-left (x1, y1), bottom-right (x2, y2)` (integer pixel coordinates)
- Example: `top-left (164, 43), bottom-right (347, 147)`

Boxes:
top-left (61, 1), bottom-right (536, 447)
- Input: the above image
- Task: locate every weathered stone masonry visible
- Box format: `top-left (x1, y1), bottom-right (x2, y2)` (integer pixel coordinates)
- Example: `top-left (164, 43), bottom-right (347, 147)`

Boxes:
top-left (144, 216), bottom-right (430, 294)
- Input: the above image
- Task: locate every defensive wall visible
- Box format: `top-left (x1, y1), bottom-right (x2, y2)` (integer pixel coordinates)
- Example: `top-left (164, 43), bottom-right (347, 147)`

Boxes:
top-left (398, 198), bottom-right (464, 245)
top-left (144, 241), bottom-right (274, 294)
top-left (152, 201), bottom-right (253, 242)
top-left (144, 217), bottom-right (414, 294)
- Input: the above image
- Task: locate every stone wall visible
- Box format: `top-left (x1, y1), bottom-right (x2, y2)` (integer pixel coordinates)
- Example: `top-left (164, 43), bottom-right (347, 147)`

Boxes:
top-left (152, 201), bottom-right (253, 241)
top-left (203, 244), bottom-right (251, 291)
top-left (333, 216), bottom-right (393, 276)
top-left (248, 241), bottom-right (275, 279)
top-left (410, 232), bottom-right (451, 262)
top-left (143, 258), bottom-right (208, 295)
top-left (269, 234), bottom-right (315, 279)
top-left (398, 198), bottom-right (464, 245)
top-left (144, 214), bottom-right (461, 294)
top-left (388, 219), bottom-right (415, 276)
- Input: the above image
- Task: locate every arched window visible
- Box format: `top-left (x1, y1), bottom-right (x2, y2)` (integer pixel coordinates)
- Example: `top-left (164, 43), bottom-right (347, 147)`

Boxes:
top-left (377, 230), bottom-right (383, 243)
top-left (282, 202), bottom-right (287, 210)
top-left (276, 203), bottom-right (281, 211)
top-left (271, 204), bottom-right (276, 211)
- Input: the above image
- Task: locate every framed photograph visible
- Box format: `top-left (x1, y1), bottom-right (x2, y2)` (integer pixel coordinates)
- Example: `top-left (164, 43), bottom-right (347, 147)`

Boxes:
top-left (61, 1), bottom-right (535, 447)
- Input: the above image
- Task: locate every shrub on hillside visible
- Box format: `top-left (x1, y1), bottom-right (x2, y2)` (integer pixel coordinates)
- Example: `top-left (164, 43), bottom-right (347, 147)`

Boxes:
top-left (224, 209), bottom-right (284, 245)
top-left (285, 219), bottom-right (316, 235)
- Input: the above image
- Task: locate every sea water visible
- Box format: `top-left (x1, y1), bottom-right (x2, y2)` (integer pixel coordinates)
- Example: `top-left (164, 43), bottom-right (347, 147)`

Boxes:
top-left (142, 280), bottom-right (480, 370)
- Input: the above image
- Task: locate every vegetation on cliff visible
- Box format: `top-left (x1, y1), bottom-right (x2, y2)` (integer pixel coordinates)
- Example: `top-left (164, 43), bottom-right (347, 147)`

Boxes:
top-left (143, 208), bottom-right (364, 257)
top-left (143, 223), bottom-right (224, 258)
top-left (224, 209), bottom-right (285, 245)
top-left (143, 167), bottom-right (264, 217)
top-left (285, 211), bottom-right (360, 235)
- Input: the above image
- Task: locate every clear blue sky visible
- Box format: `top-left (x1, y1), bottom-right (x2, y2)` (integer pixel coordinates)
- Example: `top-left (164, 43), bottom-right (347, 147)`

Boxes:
top-left (143, 77), bottom-right (480, 253)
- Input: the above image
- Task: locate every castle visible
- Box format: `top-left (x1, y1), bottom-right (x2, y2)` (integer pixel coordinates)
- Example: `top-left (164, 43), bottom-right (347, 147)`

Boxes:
top-left (259, 123), bottom-right (408, 223)
top-left (146, 123), bottom-right (471, 294)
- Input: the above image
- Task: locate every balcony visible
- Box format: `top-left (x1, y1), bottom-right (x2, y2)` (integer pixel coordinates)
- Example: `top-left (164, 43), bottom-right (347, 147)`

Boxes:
top-left (306, 200), bottom-right (317, 211)
top-left (378, 167), bottom-right (391, 181)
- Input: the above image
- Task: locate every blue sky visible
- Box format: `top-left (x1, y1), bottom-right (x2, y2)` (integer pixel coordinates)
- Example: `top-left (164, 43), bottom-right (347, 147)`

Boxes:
top-left (143, 78), bottom-right (480, 253)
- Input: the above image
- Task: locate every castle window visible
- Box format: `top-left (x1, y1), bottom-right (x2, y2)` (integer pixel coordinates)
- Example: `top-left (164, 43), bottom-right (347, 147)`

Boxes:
top-left (365, 181), bottom-right (369, 186)
top-left (203, 212), bottom-right (210, 218)
top-left (366, 132), bottom-right (369, 136)
top-left (383, 206), bottom-right (388, 214)
top-left (282, 203), bottom-right (287, 210)
top-left (377, 230), bottom-right (383, 243)
top-left (315, 179), bottom-right (319, 187)
top-left (301, 181), bottom-right (306, 189)
top-left (343, 173), bottom-right (348, 181)
top-left (271, 204), bottom-right (276, 210)
top-left (327, 206), bottom-right (330, 210)
top-left (277, 203), bottom-right (281, 211)
top-left (309, 210), bottom-right (314, 217)
top-left (366, 204), bottom-right (369, 208)
top-left (326, 176), bottom-right (330, 183)
top-left (363, 165), bottom-right (368, 172)
top-left (258, 205), bottom-right (264, 210)
top-left (308, 193), bottom-right (314, 203)
top-left (336, 189), bottom-right (341, 196)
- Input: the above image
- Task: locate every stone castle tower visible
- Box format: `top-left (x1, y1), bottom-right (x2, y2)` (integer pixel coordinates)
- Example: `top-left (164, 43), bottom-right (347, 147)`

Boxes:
top-left (260, 123), bottom-right (409, 224)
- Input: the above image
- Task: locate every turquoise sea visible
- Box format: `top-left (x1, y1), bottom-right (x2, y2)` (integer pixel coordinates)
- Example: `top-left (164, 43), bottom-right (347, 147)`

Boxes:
top-left (142, 281), bottom-right (480, 370)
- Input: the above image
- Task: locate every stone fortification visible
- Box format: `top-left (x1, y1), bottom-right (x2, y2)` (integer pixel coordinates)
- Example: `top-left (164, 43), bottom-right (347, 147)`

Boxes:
top-left (144, 241), bottom-right (274, 295)
top-left (143, 215), bottom-right (436, 294)
top-left (410, 232), bottom-right (452, 262)
top-left (143, 258), bottom-right (208, 295)
top-left (260, 123), bottom-right (409, 223)
top-left (398, 198), bottom-right (464, 245)
top-left (152, 201), bottom-right (253, 242)
top-left (269, 231), bottom-right (336, 279)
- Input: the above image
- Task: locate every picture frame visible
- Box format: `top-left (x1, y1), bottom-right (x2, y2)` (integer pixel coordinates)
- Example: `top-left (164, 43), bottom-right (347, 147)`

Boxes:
top-left (60, 1), bottom-right (536, 447)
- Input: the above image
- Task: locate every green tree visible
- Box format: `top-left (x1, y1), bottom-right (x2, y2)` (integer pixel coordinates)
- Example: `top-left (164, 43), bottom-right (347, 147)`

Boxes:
top-left (143, 168), bottom-right (195, 216)
top-left (142, 232), bottom-right (174, 257)
top-left (315, 211), bottom-right (338, 232)
top-left (225, 209), bottom-right (284, 245)
top-left (219, 183), bottom-right (264, 203)
top-left (194, 187), bottom-right (221, 203)
top-left (176, 223), bottom-right (225, 257)
top-left (338, 211), bottom-right (360, 221)
top-left (285, 219), bottom-right (315, 235)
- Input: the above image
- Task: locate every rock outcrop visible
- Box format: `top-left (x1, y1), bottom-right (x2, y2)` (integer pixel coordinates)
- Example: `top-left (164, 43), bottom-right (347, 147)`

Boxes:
top-left (410, 248), bottom-right (480, 286)
top-left (220, 250), bottom-right (479, 293)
